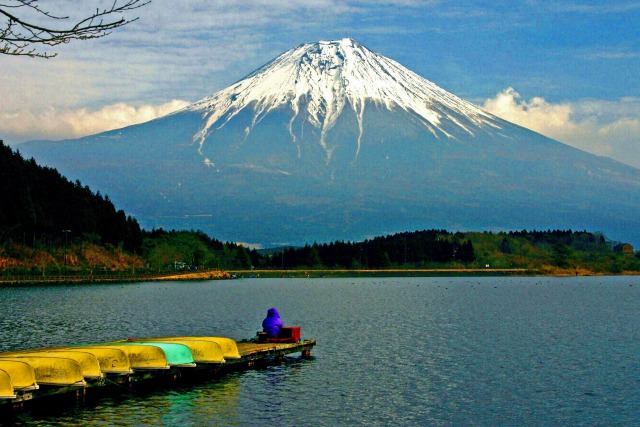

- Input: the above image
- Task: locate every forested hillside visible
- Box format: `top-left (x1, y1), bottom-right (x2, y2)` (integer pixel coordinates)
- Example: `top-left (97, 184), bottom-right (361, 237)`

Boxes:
top-left (0, 140), bottom-right (142, 251)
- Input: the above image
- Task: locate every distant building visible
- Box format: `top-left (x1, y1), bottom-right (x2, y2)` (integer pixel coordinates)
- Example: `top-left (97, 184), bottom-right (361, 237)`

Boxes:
top-left (613, 243), bottom-right (634, 254)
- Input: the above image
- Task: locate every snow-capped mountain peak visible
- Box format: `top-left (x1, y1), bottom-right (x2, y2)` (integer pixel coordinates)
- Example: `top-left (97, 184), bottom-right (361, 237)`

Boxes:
top-left (19, 39), bottom-right (640, 248)
top-left (187, 38), bottom-right (500, 162)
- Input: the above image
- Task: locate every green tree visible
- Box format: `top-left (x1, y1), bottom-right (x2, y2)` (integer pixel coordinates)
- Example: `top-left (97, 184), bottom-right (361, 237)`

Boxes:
top-left (380, 251), bottom-right (391, 268)
top-left (551, 243), bottom-right (572, 267)
top-left (305, 244), bottom-right (322, 268)
top-left (500, 237), bottom-right (512, 254)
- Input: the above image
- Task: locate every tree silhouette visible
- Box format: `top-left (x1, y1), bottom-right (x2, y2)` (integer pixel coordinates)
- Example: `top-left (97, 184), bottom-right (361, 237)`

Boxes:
top-left (1, 0), bottom-right (149, 58)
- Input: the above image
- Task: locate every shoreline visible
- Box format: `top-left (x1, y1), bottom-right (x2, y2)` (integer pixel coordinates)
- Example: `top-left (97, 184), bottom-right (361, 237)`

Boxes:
top-left (228, 267), bottom-right (640, 278)
top-left (2, 268), bottom-right (640, 286)
top-left (0, 270), bottom-right (229, 286)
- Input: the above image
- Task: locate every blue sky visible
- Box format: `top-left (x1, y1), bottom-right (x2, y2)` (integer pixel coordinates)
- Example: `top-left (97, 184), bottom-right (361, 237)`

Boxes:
top-left (1, 0), bottom-right (639, 167)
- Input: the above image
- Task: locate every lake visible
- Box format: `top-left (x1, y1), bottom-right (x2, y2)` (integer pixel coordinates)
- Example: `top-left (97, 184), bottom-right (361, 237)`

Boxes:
top-left (1, 276), bottom-right (639, 426)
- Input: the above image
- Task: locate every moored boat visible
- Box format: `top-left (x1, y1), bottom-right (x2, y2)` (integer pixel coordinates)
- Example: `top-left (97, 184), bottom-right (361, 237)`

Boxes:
top-left (64, 347), bottom-right (132, 375)
top-left (82, 344), bottom-right (169, 370)
top-left (0, 356), bottom-right (86, 386)
top-left (0, 360), bottom-right (39, 391)
top-left (127, 338), bottom-right (225, 364)
top-left (0, 351), bottom-right (102, 379)
top-left (0, 369), bottom-right (16, 399)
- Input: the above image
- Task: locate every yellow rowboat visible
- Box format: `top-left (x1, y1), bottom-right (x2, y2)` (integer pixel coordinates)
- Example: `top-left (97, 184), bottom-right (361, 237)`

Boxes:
top-left (171, 337), bottom-right (241, 359)
top-left (0, 351), bottom-right (102, 380)
top-left (84, 345), bottom-right (169, 371)
top-left (0, 357), bottom-right (86, 386)
top-left (63, 347), bottom-right (132, 375)
top-left (0, 360), bottom-right (38, 391)
top-left (0, 369), bottom-right (16, 399)
top-left (126, 338), bottom-right (226, 364)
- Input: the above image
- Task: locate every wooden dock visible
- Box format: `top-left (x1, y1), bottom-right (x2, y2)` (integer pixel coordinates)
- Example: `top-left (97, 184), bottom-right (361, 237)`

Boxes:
top-left (0, 338), bottom-right (316, 413)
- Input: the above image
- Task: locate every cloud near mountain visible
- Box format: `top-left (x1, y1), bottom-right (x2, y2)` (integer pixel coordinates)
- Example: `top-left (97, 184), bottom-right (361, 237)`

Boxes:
top-left (484, 88), bottom-right (640, 168)
top-left (2, 100), bottom-right (189, 143)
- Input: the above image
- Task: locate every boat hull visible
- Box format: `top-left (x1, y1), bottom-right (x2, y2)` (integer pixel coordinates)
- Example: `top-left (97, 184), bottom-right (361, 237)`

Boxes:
top-left (0, 351), bottom-right (102, 379)
top-left (0, 360), bottom-right (39, 391)
top-left (83, 345), bottom-right (169, 371)
top-left (64, 347), bottom-right (132, 375)
top-left (0, 357), bottom-right (86, 386)
top-left (0, 369), bottom-right (16, 399)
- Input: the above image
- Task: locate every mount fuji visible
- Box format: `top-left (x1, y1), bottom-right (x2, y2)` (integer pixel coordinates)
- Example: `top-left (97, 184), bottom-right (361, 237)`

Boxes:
top-left (19, 38), bottom-right (640, 246)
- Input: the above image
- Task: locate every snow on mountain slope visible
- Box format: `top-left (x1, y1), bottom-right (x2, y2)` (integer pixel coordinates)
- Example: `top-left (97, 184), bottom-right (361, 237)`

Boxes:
top-left (185, 38), bottom-right (501, 164)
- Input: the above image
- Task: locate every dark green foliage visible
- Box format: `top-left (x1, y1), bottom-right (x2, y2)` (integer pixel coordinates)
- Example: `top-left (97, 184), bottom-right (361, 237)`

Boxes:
top-left (508, 229), bottom-right (607, 251)
top-left (264, 229), bottom-right (476, 269)
top-left (551, 243), bottom-right (572, 267)
top-left (500, 238), bottom-right (512, 254)
top-left (0, 140), bottom-right (142, 251)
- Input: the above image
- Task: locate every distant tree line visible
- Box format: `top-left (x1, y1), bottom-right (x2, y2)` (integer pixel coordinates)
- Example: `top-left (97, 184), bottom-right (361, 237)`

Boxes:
top-left (0, 140), bottom-right (142, 251)
top-left (138, 229), bottom-right (476, 272)
top-left (261, 230), bottom-right (476, 269)
top-left (506, 229), bottom-right (607, 250)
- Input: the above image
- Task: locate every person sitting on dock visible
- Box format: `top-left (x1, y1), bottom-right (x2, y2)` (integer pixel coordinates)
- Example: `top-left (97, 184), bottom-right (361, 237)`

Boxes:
top-left (262, 307), bottom-right (284, 338)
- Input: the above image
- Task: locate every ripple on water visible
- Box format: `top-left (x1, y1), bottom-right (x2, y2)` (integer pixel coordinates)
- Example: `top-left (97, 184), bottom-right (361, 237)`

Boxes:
top-left (1, 276), bottom-right (639, 425)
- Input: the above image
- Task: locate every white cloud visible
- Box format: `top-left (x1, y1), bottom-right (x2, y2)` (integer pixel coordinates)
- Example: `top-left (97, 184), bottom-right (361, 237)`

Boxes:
top-left (580, 51), bottom-right (640, 60)
top-left (1, 100), bottom-right (189, 143)
top-left (483, 88), bottom-right (640, 169)
top-left (543, 1), bottom-right (640, 13)
top-left (483, 87), bottom-right (576, 137)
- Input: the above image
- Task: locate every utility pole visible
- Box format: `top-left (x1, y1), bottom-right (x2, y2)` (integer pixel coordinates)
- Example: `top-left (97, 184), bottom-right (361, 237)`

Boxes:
top-left (62, 230), bottom-right (71, 266)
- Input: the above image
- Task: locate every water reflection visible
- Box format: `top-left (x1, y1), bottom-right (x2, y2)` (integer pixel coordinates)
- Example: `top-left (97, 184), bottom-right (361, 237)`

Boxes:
top-left (5, 375), bottom-right (242, 426)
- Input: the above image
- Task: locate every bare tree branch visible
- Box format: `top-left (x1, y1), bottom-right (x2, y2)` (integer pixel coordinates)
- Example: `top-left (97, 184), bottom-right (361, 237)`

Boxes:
top-left (0, 0), bottom-right (150, 58)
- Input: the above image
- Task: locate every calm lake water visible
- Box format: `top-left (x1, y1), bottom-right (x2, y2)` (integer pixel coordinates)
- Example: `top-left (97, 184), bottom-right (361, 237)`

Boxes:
top-left (1, 276), bottom-right (639, 426)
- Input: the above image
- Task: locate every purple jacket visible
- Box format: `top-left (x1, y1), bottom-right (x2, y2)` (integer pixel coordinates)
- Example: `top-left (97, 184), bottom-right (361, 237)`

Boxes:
top-left (262, 307), bottom-right (284, 337)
